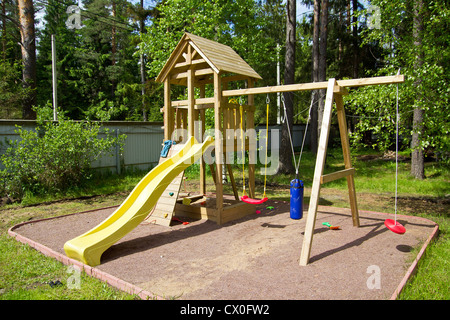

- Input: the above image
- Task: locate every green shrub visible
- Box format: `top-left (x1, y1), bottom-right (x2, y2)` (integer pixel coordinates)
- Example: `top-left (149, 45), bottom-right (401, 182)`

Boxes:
top-left (0, 118), bottom-right (124, 201)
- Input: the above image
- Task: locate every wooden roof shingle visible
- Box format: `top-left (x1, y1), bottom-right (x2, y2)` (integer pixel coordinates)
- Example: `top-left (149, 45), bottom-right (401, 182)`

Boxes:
top-left (156, 33), bottom-right (262, 83)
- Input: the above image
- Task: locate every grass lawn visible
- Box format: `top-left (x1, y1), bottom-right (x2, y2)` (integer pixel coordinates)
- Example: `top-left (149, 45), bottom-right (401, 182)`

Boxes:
top-left (0, 148), bottom-right (448, 300)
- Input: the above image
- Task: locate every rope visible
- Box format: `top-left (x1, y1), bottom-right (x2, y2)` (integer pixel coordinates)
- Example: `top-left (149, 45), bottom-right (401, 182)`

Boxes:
top-left (239, 104), bottom-right (246, 196)
top-left (394, 82), bottom-right (399, 223)
top-left (238, 96), bottom-right (270, 199)
top-left (281, 94), bottom-right (314, 176)
top-left (263, 95), bottom-right (270, 198)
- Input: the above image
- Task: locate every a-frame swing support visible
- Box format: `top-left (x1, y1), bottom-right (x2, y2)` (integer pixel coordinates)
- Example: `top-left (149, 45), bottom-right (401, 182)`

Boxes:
top-left (220, 75), bottom-right (404, 266)
top-left (155, 33), bottom-right (404, 265)
top-left (299, 78), bottom-right (358, 266)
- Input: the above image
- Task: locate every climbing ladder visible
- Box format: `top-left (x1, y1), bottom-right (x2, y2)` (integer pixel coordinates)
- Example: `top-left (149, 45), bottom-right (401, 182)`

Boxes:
top-left (143, 143), bottom-right (185, 227)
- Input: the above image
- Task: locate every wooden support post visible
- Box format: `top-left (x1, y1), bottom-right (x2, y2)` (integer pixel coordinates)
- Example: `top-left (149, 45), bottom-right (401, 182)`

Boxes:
top-left (187, 46), bottom-right (195, 138)
top-left (320, 168), bottom-right (355, 184)
top-left (335, 94), bottom-right (360, 227)
top-left (214, 72), bottom-right (223, 223)
top-left (227, 164), bottom-right (239, 200)
top-left (199, 85), bottom-right (207, 195)
top-left (300, 79), bottom-right (336, 266)
top-left (164, 79), bottom-right (173, 141)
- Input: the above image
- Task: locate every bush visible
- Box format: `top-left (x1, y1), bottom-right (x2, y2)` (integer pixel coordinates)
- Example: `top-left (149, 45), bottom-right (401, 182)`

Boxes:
top-left (0, 118), bottom-right (124, 201)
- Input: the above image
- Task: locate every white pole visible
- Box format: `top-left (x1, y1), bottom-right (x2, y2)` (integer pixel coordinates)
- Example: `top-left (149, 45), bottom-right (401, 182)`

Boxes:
top-left (51, 34), bottom-right (58, 121)
top-left (276, 43), bottom-right (281, 124)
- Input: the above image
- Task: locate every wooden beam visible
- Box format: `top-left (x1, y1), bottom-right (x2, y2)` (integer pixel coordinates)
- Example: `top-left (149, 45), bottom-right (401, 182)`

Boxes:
top-left (222, 75), bottom-right (404, 97)
top-left (320, 168), bottom-right (355, 184)
top-left (196, 74), bottom-right (255, 86)
top-left (335, 93), bottom-right (360, 227)
top-left (174, 58), bottom-right (206, 69)
top-left (171, 68), bottom-right (214, 81)
top-left (223, 82), bottom-right (327, 97)
top-left (338, 75), bottom-right (404, 88)
top-left (186, 45), bottom-right (195, 138)
top-left (199, 85), bottom-right (206, 195)
top-left (171, 97), bottom-right (215, 107)
top-left (214, 72), bottom-right (223, 223)
top-left (247, 78), bottom-right (256, 199)
top-left (300, 79), bottom-right (336, 266)
top-left (163, 78), bottom-right (173, 141)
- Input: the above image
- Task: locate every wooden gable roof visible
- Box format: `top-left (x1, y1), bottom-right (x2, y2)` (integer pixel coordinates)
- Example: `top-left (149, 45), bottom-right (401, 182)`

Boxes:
top-left (156, 33), bottom-right (262, 83)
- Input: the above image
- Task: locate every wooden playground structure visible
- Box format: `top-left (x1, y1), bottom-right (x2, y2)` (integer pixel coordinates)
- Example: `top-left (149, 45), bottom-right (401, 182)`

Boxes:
top-left (152, 33), bottom-right (404, 265)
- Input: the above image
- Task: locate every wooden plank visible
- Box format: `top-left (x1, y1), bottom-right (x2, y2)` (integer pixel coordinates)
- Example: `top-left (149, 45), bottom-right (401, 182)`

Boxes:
top-left (338, 75), bottom-right (404, 88)
top-left (174, 58), bottom-right (206, 69)
top-left (171, 67), bottom-right (214, 80)
top-left (320, 168), bottom-right (355, 184)
top-left (143, 144), bottom-right (185, 227)
top-left (299, 79), bottom-right (336, 266)
top-left (171, 97), bottom-right (215, 107)
top-left (199, 85), bottom-right (207, 195)
top-left (214, 72), bottom-right (224, 223)
top-left (187, 46), bottom-right (195, 137)
top-left (174, 203), bottom-right (216, 221)
top-left (335, 93), bottom-right (360, 227)
top-left (222, 75), bottom-right (405, 97)
top-left (247, 78), bottom-right (256, 199)
top-left (196, 74), bottom-right (254, 86)
top-left (227, 163), bottom-right (239, 200)
top-left (221, 202), bottom-right (255, 224)
top-left (223, 82), bottom-right (327, 97)
top-left (157, 196), bottom-right (178, 206)
top-left (163, 79), bottom-right (173, 140)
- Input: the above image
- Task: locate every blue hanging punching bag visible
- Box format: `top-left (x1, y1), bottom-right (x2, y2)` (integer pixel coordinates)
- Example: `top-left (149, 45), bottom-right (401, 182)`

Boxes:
top-left (290, 179), bottom-right (304, 219)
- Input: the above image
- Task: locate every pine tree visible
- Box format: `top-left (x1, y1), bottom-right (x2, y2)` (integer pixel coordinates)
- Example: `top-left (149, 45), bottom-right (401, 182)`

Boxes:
top-left (18, 0), bottom-right (37, 119)
top-left (36, 0), bottom-right (82, 118)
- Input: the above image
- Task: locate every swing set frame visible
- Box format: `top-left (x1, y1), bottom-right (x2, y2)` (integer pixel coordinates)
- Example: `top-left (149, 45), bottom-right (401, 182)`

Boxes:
top-left (156, 33), bottom-right (404, 266)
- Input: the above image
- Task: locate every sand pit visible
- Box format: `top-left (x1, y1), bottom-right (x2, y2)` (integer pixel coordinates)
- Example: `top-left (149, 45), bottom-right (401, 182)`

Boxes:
top-left (9, 199), bottom-right (438, 300)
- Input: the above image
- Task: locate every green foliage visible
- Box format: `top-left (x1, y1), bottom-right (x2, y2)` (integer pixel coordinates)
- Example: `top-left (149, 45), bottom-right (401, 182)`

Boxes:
top-left (0, 107), bottom-right (125, 201)
top-left (140, 0), bottom-right (285, 124)
top-left (347, 0), bottom-right (450, 158)
top-left (35, 0), bottom-right (146, 121)
top-left (0, 60), bottom-right (33, 119)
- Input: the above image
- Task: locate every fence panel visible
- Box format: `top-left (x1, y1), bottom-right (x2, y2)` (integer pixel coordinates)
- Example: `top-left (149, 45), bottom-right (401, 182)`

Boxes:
top-left (0, 120), bottom-right (164, 173)
top-left (1, 120), bottom-right (311, 172)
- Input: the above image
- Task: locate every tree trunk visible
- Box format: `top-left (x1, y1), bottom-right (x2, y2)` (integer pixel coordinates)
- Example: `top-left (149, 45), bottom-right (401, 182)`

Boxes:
top-left (1, 0), bottom-right (6, 60)
top-left (111, 1), bottom-right (116, 99)
top-left (411, 0), bottom-right (425, 179)
top-left (18, 0), bottom-right (36, 119)
top-left (140, 0), bottom-right (147, 121)
top-left (310, 0), bottom-right (320, 154)
top-left (279, 0), bottom-right (296, 174)
top-left (317, 0), bottom-right (328, 141)
top-left (352, 0), bottom-right (358, 79)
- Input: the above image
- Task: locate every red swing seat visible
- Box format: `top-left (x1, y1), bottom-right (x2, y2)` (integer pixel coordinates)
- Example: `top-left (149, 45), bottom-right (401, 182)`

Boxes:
top-left (240, 195), bottom-right (268, 205)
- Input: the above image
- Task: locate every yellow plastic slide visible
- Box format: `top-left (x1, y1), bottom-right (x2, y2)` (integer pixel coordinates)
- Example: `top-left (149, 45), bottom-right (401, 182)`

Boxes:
top-left (64, 136), bottom-right (214, 266)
